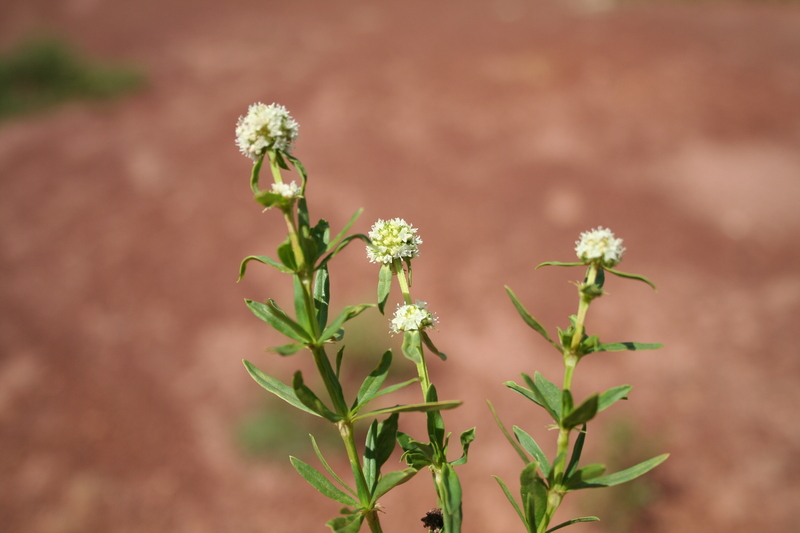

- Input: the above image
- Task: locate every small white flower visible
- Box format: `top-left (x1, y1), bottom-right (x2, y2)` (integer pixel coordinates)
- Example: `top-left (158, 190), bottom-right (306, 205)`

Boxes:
top-left (235, 102), bottom-right (299, 160)
top-left (271, 181), bottom-right (301, 199)
top-left (391, 301), bottom-right (436, 334)
top-left (575, 226), bottom-right (625, 267)
top-left (366, 218), bottom-right (422, 264)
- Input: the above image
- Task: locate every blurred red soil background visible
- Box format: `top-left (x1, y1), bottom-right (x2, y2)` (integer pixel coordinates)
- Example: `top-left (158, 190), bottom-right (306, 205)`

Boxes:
top-left (2, 0), bottom-right (800, 532)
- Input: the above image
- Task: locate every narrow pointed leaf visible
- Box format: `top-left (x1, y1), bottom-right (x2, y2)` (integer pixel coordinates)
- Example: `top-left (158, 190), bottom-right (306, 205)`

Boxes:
top-left (371, 467), bottom-right (418, 503)
top-left (493, 476), bottom-right (525, 527)
top-left (293, 371), bottom-right (340, 422)
top-left (604, 267), bottom-right (657, 290)
top-left (536, 261), bottom-right (585, 269)
top-left (326, 208), bottom-right (363, 253)
top-left (439, 464), bottom-right (463, 533)
top-left (243, 360), bottom-right (320, 417)
top-left (369, 378), bottom-right (418, 402)
top-left (513, 426), bottom-right (551, 477)
top-left (317, 234), bottom-right (371, 270)
top-left (246, 299), bottom-right (310, 343)
top-left (319, 304), bottom-right (374, 343)
top-left (326, 514), bottom-right (364, 533)
top-left (293, 275), bottom-right (313, 336)
top-left (487, 400), bottom-right (529, 464)
top-left (565, 425), bottom-right (587, 480)
top-left (590, 341), bottom-right (664, 353)
top-left (520, 462), bottom-right (547, 531)
top-left (335, 346), bottom-right (344, 378)
top-left (505, 287), bottom-right (561, 351)
top-left (377, 263), bottom-right (392, 314)
top-left (271, 343), bottom-right (305, 356)
top-left (352, 350), bottom-right (392, 411)
top-left (250, 153), bottom-right (265, 193)
top-left (373, 412), bottom-right (399, 472)
top-left (565, 464), bottom-right (607, 490)
top-left (562, 394), bottom-right (598, 429)
top-left (545, 517), bottom-right (600, 533)
top-left (290, 456), bottom-right (358, 507)
top-left (284, 153), bottom-right (308, 191)
top-left (363, 421), bottom-right (378, 490)
top-left (314, 266), bottom-right (330, 331)
top-left (238, 255), bottom-right (291, 281)
top-left (352, 400), bottom-right (462, 422)
top-left (420, 330), bottom-right (447, 361)
top-left (598, 385), bottom-right (632, 412)
top-left (534, 372), bottom-right (563, 420)
top-left (310, 434), bottom-right (357, 496)
top-left (573, 453), bottom-right (669, 489)
top-left (450, 427), bottom-right (477, 466)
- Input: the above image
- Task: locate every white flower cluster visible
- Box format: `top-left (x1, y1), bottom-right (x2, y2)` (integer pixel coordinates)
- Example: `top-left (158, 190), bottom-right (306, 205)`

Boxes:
top-left (366, 218), bottom-right (422, 264)
top-left (271, 181), bottom-right (301, 199)
top-left (391, 301), bottom-right (436, 334)
top-left (235, 102), bottom-right (299, 160)
top-left (575, 226), bottom-right (625, 267)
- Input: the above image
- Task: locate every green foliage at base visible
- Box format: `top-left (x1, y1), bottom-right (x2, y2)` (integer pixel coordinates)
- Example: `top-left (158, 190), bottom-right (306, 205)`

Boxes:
top-left (0, 36), bottom-right (145, 120)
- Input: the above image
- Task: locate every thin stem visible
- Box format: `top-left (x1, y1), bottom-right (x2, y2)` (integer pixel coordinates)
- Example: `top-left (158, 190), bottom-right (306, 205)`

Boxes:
top-left (392, 259), bottom-right (413, 305)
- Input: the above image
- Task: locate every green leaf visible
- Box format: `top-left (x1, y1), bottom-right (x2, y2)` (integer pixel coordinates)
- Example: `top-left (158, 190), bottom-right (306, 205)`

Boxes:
top-left (290, 456), bottom-right (358, 507)
top-left (565, 425), bottom-right (587, 480)
top-left (335, 346), bottom-right (345, 378)
top-left (270, 343), bottom-right (305, 356)
top-left (237, 255), bottom-right (291, 281)
top-left (292, 371), bottom-right (340, 422)
top-left (604, 267), bottom-right (657, 290)
top-left (520, 462), bottom-right (547, 532)
top-left (314, 266), bottom-right (330, 331)
top-left (425, 385), bottom-right (446, 451)
top-left (450, 427), bottom-right (477, 466)
top-left (250, 153), bottom-right (265, 193)
top-left (293, 275), bottom-right (313, 337)
top-left (326, 514), bottom-right (364, 533)
top-left (245, 299), bottom-right (310, 343)
top-left (589, 341), bottom-right (664, 353)
top-left (373, 413), bottom-right (399, 472)
top-left (242, 360), bottom-right (320, 417)
top-left (369, 378), bottom-right (418, 402)
top-left (317, 234), bottom-right (371, 270)
top-left (371, 467), bottom-right (418, 503)
top-left (326, 208), bottom-right (363, 254)
top-left (377, 263), bottom-right (392, 314)
top-left (598, 385), bottom-right (632, 412)
top-left (310, 434), bottom-right (357, 496)
top-left (565, 464), bottom-right (607, 490)
top-left (277, 239), bottom-right (297, 272)
top-left (363, 421), bottom-right (379, 490)
top-left (505, 286), bottom-right (561, 351)
top-left (352, 400), bottom-right (462, 422)
top-left (397, 432), bottom-right (435, 466)
top-left (487, 400), bottom-right (530, 464)
top-left (535, 261), bottom-right (585, 269)
top-left (545, 517), bottom-right (600, 533)
top-left (513, 426), bottom-right (551, 477)
top-left (401, 330), bottom-right (422, 364)
top-left (533, 372), bottom-right (563, 420)
top-left (352, 350), bottom-right (392, 412)
top-left (319, 304), bottom-right (374, 343)
top-left (572, 453), bottom-right (669, 489)
top-left (421, 330), bottom-right (447, 361)
top-left (493, 476), bottom-right (525, 527)
top-left (562, 394), bottom-right (598, 429)
top-left (439, 464), bottom-right (463, 533)
top-left (284, 152), bottom-right (308, 191)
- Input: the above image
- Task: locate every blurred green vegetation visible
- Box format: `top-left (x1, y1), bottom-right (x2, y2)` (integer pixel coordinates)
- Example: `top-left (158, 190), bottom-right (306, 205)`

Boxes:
top-left (0, 35), bottom-right (145, 120)
top-left (580, 419), bottom-right (666, 533)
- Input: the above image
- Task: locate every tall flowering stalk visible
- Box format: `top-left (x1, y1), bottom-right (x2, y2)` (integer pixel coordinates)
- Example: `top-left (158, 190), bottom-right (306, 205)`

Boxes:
top-left (236, 103), bottom-right (460, 533)
top-left (234, 102), bottom-right (667, 533)
top-left (490, 227), bottom-right (668, 533)
top-left (366, 219), bottom-right (475, 533)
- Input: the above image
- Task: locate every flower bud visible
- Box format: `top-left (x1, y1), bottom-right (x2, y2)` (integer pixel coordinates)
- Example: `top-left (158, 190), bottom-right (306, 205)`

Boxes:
top-left (391, 301), bottom-right (436, 334)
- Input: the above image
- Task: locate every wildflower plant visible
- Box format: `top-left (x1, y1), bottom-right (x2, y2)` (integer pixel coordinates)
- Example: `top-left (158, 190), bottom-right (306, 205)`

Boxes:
top-left (235, 103), bottom-right (667, 533)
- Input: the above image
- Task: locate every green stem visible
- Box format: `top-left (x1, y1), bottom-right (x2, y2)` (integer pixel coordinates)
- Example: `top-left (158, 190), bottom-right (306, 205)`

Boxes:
top-left (392, 259), bottom-right (413, 305)
top-left (339, 421), bottom-right (383, 533)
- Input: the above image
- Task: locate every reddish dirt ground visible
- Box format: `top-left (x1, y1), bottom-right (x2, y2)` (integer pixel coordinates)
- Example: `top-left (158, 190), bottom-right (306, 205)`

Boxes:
top-left (2, 1), bottom-right (800, 532)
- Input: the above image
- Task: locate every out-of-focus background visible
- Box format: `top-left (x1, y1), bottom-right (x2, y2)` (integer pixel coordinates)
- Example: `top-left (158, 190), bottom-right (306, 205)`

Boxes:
top-left (2, 0), bottom-right (799, 532)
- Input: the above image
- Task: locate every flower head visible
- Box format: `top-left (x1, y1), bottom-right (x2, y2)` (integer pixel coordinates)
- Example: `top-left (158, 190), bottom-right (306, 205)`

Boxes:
top-left (575, 226), bottom-right (625, 267)
top-left (391, 301), bottom-right (436, 334)
top-left (271, 181), bottom-right (301, 199)
top-left (235, 102), bottom-right (299, 159)
top-left (366, 218), bottom-right (422, 264)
